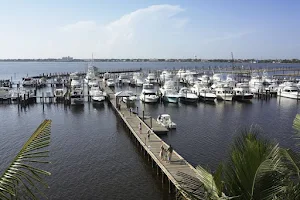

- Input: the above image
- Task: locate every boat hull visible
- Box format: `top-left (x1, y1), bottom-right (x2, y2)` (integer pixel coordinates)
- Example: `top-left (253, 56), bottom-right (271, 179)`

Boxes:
top-left (163, 96), bottom-right (178, 103)
top-left (71, 98), bottom-right (84, 105)
top-left (277, 92), bottom-right (300, 99)
top-left (217, 95), bottom-right (233, 101)
top-left (179, 97), bottom-right (198, 103)
top-left (233, 94), bottom-right (253, 101)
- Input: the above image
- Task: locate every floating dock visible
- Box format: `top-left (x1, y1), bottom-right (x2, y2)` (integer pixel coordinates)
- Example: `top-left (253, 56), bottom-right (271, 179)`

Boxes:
top-left (102, 82), bottom-right (203, 199)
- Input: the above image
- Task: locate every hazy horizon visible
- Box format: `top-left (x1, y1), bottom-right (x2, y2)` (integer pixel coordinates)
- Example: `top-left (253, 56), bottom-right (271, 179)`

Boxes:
top-left (1, 0), bottom-right (299, 59)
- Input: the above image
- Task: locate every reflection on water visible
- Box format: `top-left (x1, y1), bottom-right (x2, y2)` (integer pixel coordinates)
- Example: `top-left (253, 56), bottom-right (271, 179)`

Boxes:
top-left (69, 105), bottom-right (84, 114)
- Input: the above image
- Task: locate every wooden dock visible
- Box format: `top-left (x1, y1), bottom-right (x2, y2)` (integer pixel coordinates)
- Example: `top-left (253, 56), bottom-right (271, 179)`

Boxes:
top-left (102, 82), bottom-right (204, 199)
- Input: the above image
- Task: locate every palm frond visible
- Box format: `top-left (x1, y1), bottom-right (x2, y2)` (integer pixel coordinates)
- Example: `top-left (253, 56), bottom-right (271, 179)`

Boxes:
top-left (0, 119), bottom-right (52, 199)
top-left (224, 130), bottom-right (287, 200)
top-left (194, 165), bottom-right (221, 199)
top-left (293, 114), bottom-right (300, 145)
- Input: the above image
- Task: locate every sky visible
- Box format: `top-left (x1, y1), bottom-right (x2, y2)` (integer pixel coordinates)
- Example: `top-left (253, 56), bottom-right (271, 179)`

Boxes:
top-left (0, 0), bottom-right (299, 59)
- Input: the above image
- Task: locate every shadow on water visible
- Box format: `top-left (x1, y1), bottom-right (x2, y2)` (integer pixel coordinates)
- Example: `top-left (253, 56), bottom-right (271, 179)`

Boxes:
top-left (69, 105), bottom-right (84, 114)
top-left (199, 100), bottom-right (217, 106)
top-left (91, 102), bottom-right (105, 110)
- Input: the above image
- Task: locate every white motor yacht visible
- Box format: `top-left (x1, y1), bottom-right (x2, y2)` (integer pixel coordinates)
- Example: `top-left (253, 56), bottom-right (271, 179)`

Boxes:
top-left (135, 77), bottom-right (144, 87)
top-left (266, 83), bottom-right (278, 94)
top-left (250, 82), bottom-right (264, 94)
top-left (212, 73), bottom-right (223, 83)
top-left (85, 65), bottom-right (96, 83)
top-left (249, 73), bottom-right (263, 88)
top-left (198, 87), bottom-right (217, 101)
top-left (197, 75), bottom-right (211, 86)
top-left (178, 87), bottom-right (198, 103)
top-left (132, 72), bottom-right (143, 86)
top-left (22, 77), bottom-right (35, 87)
top-left (118, 73), bottom-right (130, 84)
top-left (91, 90), bottom-right (106, 103)
top-left (145, 73), bottom-right (157, 84)
top-left (70, 72), bottom-right (82, 87)
top-left (103, 72), bottom-right (110, 80)
top-left (157, 114), bottom-right (176, 129)
top-left (233, 83), bottom-right (253, 101)
top-left (160, 70), bottom-right (173, 82)
top-left (70, 85), bottom-right (84, 105)
top-left (159, 81), bottom-right (179, 103)
top-left (106, 79), bottom-right (115, 87)
top-left (0, 87), bottom-right (10, 99)
top-left (121, 91), bottom-right (137, 103)
top-left (277, 82), bottom-right (300, 99)
top-left (176, 69), bottom-right (186, 79)
top-left (262, 70), bottom-right (272, 85)
top-left (140, 84), bottom-right (159, 103)
top-left (89, 83), bottom-right (100, 97)
top-left (215, 83), bottom-right (234, 101)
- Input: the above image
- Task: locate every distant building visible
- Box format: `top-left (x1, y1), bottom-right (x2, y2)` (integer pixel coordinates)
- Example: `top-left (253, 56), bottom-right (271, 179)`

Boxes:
top-left (61, 56), bottom-right (73, 61)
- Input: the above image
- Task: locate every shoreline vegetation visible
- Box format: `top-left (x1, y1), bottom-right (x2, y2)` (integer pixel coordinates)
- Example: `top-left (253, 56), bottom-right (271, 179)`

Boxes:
top-left (0, 58), bottom-right (300, 63)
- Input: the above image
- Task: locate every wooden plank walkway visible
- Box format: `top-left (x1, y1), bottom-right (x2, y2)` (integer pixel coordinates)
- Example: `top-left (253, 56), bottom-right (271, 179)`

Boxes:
top-left (101, 82), bottom-right (204, 199)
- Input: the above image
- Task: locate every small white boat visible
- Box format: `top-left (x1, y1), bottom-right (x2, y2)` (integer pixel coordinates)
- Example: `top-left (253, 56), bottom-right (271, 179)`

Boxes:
top-left (122, 91), bottom-right (137, 103)
top-left (106, 79), bottom-right (115, 87)
top-left (54, 88), bottom-right (65, 98)
top-left (0, 87), bottom-right (10, 99)
top-left (178, 87), bottom-right (198, 103)
top-left (157, 114), bottom-right (176, 129)
top-left (92, 90), bottom-right (106, 103)
top-left (22, 77), bottom-right (36, 87)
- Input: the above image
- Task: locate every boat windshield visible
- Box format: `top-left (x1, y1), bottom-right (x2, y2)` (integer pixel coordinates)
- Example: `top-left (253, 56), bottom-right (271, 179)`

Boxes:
top-left (144, 92), bottom-right (156, 95)
top-left (143, 85), bottom-right (154, 89)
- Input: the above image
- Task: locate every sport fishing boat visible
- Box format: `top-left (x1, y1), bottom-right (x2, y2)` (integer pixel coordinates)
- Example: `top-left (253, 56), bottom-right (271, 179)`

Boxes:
top-left (70, 85), bottom-right (84, 105)
top-left (233, 83), bottom-right (253, 101)
top-left (140, 84), bottom-right (159, 103)
top-left (178, 87), bottom-right (198, 103)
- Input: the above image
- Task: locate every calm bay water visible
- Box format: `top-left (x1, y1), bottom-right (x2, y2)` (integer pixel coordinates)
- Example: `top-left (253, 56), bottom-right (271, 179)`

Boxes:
top-left (0, 62), bottom-right (300, 200)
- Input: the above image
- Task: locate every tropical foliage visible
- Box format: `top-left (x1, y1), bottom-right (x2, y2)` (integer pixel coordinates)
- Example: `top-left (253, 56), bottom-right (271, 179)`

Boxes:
top-left (0, 119), bottom-right (52, 200)
top-left (179, 114), bottom-right (300, 200)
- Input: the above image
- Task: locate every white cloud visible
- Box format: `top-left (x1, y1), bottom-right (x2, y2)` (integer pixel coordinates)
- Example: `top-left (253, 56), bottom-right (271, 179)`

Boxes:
top-left (61, 21), bottom-right (97, 32)
top-left (57, 4), bottom-right (187, 58)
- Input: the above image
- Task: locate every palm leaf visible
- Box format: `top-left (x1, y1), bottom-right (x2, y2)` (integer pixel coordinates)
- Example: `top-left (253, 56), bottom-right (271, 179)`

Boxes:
top-left (224, 131), bottom-right (288, 200)
top-left (0, 119), bottom-right (52, 199)
top-left (293, 114), bottom-right (300, 145)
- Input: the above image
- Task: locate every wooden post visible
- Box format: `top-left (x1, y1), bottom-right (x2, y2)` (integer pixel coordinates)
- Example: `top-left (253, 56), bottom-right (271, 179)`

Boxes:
top-left (42, 92), bottom-right (44, 111)
top-left (142, 110), bottom-right (145, 121)
top-left (150, 117), bottom-right (152, 128)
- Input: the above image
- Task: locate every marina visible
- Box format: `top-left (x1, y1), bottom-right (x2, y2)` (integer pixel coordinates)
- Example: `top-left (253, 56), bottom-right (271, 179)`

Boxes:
top-left (1, 61), bottom-right (300, 200)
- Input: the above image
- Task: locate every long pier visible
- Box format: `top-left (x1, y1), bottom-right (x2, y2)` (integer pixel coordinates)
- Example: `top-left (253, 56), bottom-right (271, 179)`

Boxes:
top-left (102, 83), bottom-right (203, 199)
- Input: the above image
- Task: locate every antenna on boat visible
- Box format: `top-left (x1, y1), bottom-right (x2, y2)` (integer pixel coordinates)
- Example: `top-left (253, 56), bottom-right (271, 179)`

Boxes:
top-left (231, 52), bottom-right (235, 70)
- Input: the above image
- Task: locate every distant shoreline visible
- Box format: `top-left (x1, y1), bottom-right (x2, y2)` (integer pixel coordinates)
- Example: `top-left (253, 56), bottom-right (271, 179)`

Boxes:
top-left (0, 59), bottom-right (299, 64)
